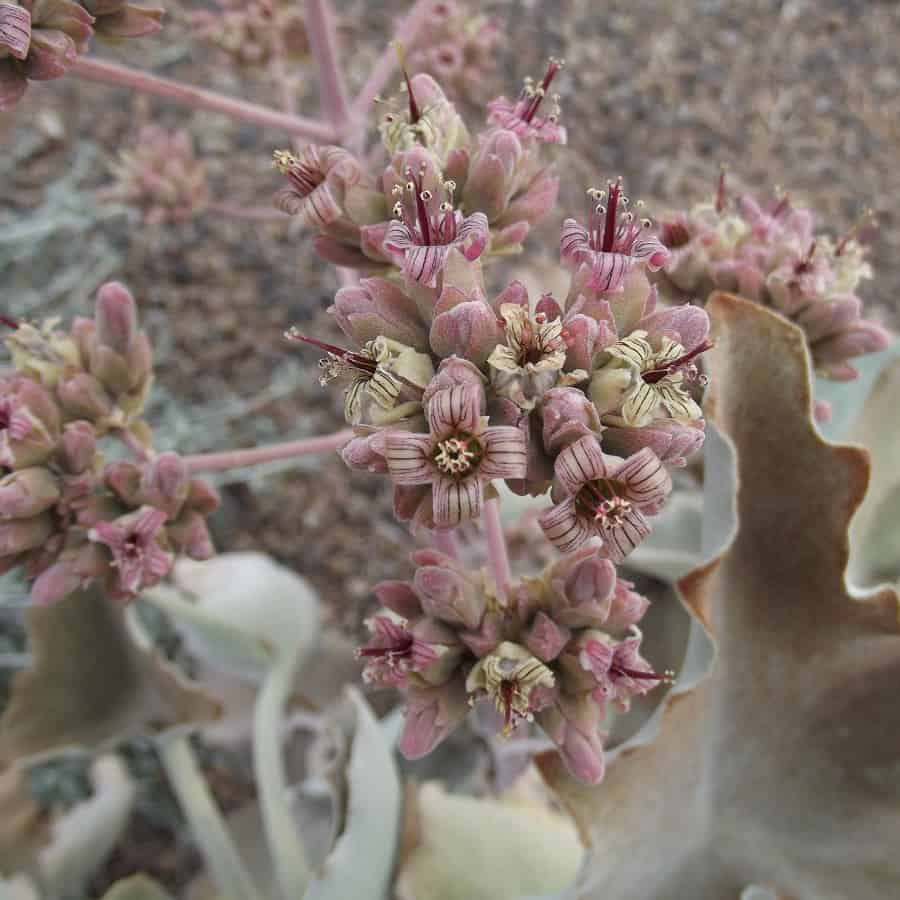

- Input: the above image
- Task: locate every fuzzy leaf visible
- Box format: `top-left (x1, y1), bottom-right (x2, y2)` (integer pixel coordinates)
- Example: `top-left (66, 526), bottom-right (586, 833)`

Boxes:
top-left (539, 293), bottom-right (900, 900)
top-left (303, 688), bottom-right (401, 900)
top-left (0, 586), bottom-right (221, 763)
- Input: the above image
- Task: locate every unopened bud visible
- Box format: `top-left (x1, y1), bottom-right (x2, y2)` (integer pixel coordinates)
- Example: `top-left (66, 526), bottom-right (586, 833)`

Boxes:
top-left (0, 467), bottom-right (59, 519)
top-left (59, 421), bottom-right (96, 474)
top-left (95, 282), bottom-right (138, 354)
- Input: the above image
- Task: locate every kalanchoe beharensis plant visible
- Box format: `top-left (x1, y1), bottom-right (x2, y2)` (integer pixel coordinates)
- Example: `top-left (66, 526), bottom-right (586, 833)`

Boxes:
top-left (274, 62), bottom-right (717, 782)
top-left (0, 284), bottom-right (219, 604)
top-left (655, 171), bottom-right (891, 418)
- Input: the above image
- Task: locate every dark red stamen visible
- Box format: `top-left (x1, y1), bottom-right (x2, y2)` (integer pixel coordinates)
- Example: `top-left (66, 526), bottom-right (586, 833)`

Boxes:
top-left (643, 339), bottom-right (715, 384)
top-left (521, 58), bottom-right (562, 124)
top-left (611, 664), bottom-right (671, 682)
top-left (359, 635), bottom-right (414, 658)
top-left (285, 330), bottom-right (377, 373)
top-left (715, 167), bottom-right (727, 214)
top-left (795, 240), bottom-right (817, 274)
top-left (499, 679), bottom-right (517, 726)
top-left (0, 315), bottom-right (19, 330)
top-left (771, 193), bottom-right (791, 220)
top-left (601, 180), bottom-right (622, 253)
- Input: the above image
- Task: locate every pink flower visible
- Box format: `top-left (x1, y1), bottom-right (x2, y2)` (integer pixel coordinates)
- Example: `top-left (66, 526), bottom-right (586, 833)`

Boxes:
top-left (89, 506), bottom-right (174, 598)
top-left (272, 145), bottom-right (361, 227)
top-left (357, 614), bottom-right (440, 687)
top-left (561, 179), bottom-right (669, 294)
top-left (385, 383), bottom-right (526, 526)
top-left (383, 162), bottom-right (488, 286)
top-left (539, 434), bottom-right (671, 560)
top-left (487, 58), bottom-right (567, 145)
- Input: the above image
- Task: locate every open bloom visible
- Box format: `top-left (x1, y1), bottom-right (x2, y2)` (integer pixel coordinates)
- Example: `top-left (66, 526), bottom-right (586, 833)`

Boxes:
top-left (539, 435), bottom-right (671, 560)
top-left (273, 145), bottom-right (361, 226)
top-left (487, 57), bottom-right (567, 145)
top-left (88, 506), bottom-right (174, 599)
top-left (384, 162), bottom-right (488, 286)
top-left (591, 330), bottom-right (709, 427)
top-left (385, 383), bottom-right (526, 526)
top-left (561, 179), bottom-right (669, 294)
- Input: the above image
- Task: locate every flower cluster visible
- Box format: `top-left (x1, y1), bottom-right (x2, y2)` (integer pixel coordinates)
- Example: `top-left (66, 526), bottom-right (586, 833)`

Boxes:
top-left (103, 126), bottom-right (210, 226)
top-left (0, 283), bottom-right (218, 603)
top-left (403, 0), bottom-right (500, 104)
top-left (359, 545), bottom-right (669, 784)
top-left (656, 173), bottom-right (890, 386)
top-left (188, 0), bottom-right (308, 68)
top-left (0, 0), bottom-right (161, 111)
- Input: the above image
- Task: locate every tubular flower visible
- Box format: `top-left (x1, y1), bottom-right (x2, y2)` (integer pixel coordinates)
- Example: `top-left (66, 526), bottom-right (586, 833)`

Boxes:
top-left (487, 57), bottom-right (567, 145)
top-left (286, 329), bottom-right (433, 426)
top-left (384, 383), bottom-right (526, 526)
top-left (590, 330), bottom-right (710, 427)
top-left (273, 145), bottom-right (362, 226)
top-left (539, 435), bottom-right (672, 560)
top-left (561, 179), bottom-right (669, 294)
top-left (384, 162), bottom-right (488, 286)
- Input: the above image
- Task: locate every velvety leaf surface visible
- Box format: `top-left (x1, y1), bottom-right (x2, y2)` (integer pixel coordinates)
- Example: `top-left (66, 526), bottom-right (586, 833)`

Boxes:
top-left (0, 586), bottom-right (221, 763)
top-left (539, 294), bottom-right (900, 900)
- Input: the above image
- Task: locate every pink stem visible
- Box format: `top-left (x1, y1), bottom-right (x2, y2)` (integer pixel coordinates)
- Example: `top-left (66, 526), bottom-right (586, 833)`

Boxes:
top-left (72, 57), bottom-right (337, 143)
top-left (183, 430), bottom-right (353, 474)
top-left (431, 528), bottom-right (460, 560)
top-left (304, 0), bottom-right (351, 131)
top-left (482, 497), bottom-right (512, 599)
top-left (348, 0), bottom-right (434, 125)
top-left (207, 202), bottom-right (291, 222)
top-left (115, 428), bottom-right (149, 462)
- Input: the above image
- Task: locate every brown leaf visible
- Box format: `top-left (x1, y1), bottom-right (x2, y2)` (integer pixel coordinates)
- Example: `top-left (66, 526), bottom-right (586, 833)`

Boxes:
top-left (0, 586), bottom-right (221, 764)
top-left (539, 294), bottom-right (900, 900)
top-left (0, 765), bottom-right (50, 876)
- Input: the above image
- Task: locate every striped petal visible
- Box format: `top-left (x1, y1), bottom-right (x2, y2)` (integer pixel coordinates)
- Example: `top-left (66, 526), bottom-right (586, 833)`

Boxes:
top-left (0, 3), bottom-right (31, 60)
top-left (632, 235), bottom-right (670, 271)
top-left (606, 333), bottom-right (653, 369)
top-left (597, 506), bottom-right (650, 563)
top-left (539, 497), bottom-right (592, 554)
top-left (586, 250), bottom-right (632, 294)
top-left (385, 432), bottom-right (435, 485)
top-left (455, 212), bottom-right (489, 262)
top-left (366, 366), bottom-right (402, 409)
top-left (433, 475), bottom-right (482, 526)
top-left (384, 220), bottom-right (415, 253)
top-left (614, 448), bottom-right (672, 512)
top-left (560, 218), bottom-right (591, 263)
top-left (479, 426), bottom-right (528, 480)
top-left (554, 435), bottom-right (609, 497)
top-left (656, 382), bottom-right (703, 423)
top-left (403, 243), bottom-right (451, 286)
top-left (621, 381), bottom-right (661, 427)
top-left (427, 384), bottom-right (482, 438)
top-left (295, 183), bottom-right (342, 228)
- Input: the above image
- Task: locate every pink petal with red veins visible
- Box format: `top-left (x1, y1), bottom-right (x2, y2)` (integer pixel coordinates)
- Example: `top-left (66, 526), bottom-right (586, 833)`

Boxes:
top-left (559, 218), bottom-right (591, 263)
top-left (586, 250), bottom-right (632, 293)
top-left (456, 212), bottom-right (489, 261)
top-left (554, 434), bottom-right (609, 497)
top-left (597, 506), bottom-right (651, 564)
top-left (614, 447), bottom-right (672, 512)
top-left (479, 426), bottom-right (527, 480)
top-left (632, 235), bottom-right (670, 271)
top-left (539, 497), bottom-right (591, 554)
top-left (384, 432), bottom-right (435, 485)
top-left (433, 475), bottom-right (482, 526)
top-left (427, 384), bottom-right (482, 437)
top-left (403, 243), bottom-right (450, 286)
top-left (0, 2), bottom-right (31, 59)
top-left (133, 506), bottom-right (168, 538)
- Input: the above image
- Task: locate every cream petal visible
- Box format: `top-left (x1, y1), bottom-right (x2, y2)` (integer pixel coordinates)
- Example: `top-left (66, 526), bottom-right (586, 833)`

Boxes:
top-left (539, 497), bottom-right (592, 554)
top-left (606, 333), bottom-right (653, 369)
top-left (621, 381), bottom-right (661, 427)
top-left (433, 476), bottom-right (482, 526)
top-left (385, 432), bottom-right (436, 484)
top-left (656, 382), bottom-right (703, 423)
top-left (554, 435), bottom-right (610, 497)
top-left (479, 426), bottom-right (528, 480)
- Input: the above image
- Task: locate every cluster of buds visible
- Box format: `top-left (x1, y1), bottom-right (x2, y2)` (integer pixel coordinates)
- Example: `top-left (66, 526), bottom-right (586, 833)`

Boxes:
top-left (272, 60), bottom-right (565, 274)
top-left (0, 0), bottom-right (161, 111)
top-left (102, 126), bottom-right (210, 226)
top-left (359, 545), bottom-right (669, 784)
top-left (0, 283), bottom-right (218, 604)
top-left (655, 172), bottom-right (890, 386)
top-left (403, 0), bottom-right (500, 104)
top-left (188, 0), bottom-right (308, 68)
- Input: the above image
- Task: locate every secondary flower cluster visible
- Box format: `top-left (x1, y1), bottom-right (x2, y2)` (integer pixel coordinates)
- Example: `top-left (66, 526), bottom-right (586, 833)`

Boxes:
top-left (359, 544), bottom-right (668, 784)
top-left (656, 174), bottom-right (890, 385)
top-left (0, 283), bottom-right (218, 603)
top-left (0, 0), bottom-right (162, 111)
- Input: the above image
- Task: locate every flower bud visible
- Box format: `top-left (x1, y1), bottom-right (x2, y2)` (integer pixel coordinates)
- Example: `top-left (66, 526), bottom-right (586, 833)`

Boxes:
top-left (141, 451), bottom-right (189, 518)
top-left (59, 421), bottom-right (96, 474)
top-left (0, 467), bottom-right (59, 519)
top-left (0, 4), bottom-right (31, 61)
top-left (341, 432), bottom-right (389, 474)
top-left (463, 129), bottom-right (523, 222)
top-left (95, 282), bottom-right (138, 355)
top-left (329, 277), bottom-right (429, 350)
top-left (541, 387), bottom-right (602, 454)
top-left (421, 356), bottom-right (486, 405)
top-left (430, 296), bottom-right (503, 369)
top-left (602, 419), bottom-right (705, 468)
top-left (536, 692), bottom-right (606, 785)
top-left (0, 378), bottom-right (60, 469)
top-left (399, 677), bottom-right (469, 759)
top-left (523, 611), bottom-right (571, 662)
top-left (57, 372), bottom-right (113, 421)
top-left (0, 512), bottom-right (55, 556)
top-left (542, 547), bottom-right (618, 629)
top-left (413, 556), bottom-right (486, 630)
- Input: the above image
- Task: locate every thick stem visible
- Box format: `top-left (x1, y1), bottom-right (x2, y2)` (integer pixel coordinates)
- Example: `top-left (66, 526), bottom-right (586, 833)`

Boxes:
top-left (72, 57), bottom-right (337, 143)
top-left (183, 430), bottom-right (354, 474)
top-left (348, 0), bottom-right (434, 127)
top-left (483, 497), bottom-right (512, 599)
top-left (158, 735), bottom-right (263, 900)
top-left (304, 0), bottom-right (351, 131)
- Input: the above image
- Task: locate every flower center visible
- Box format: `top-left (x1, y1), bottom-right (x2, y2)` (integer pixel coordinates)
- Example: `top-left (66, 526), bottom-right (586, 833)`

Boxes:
top-left (585, 178), bottom-right (652, 254)
top-left (433, 433), bottom-right (482, 476)
top-left (272, 149), bottom-right (324, 197)
top-left (518, 57), bottom-right (563, 124)
top-left (358, 634), bottom-right (415, 679)
top-left (391, 164), bottom-right (458, 247)
top-left (642, 339), bottom-right (714, 386)
top-left (577, 479), bottom-right (632, 527)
